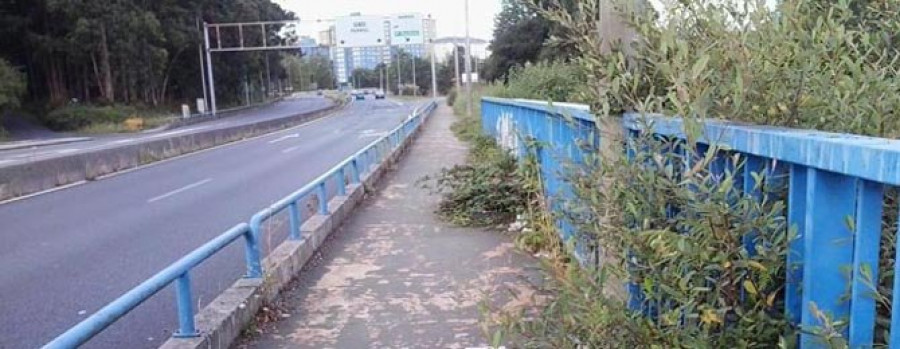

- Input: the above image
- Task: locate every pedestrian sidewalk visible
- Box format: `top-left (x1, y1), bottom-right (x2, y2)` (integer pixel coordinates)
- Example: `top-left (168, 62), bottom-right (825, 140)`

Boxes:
top-left (239, 103), bottom-right (544, 348)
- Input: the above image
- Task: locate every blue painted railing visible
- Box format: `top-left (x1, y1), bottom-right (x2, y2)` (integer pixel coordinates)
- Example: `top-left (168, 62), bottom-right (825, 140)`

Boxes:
top-left (482, 96), bottom-right (900, 348)
top-left (481, 97), bottom-right (598, 261)
top-left (45, 101), bottom-right (437, 348)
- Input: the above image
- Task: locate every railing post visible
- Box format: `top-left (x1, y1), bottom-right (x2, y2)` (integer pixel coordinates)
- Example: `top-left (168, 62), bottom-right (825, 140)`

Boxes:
top-left (801, 168), bottom-right (857, 345)
top-left (317, 182), bottom-right (328, 215)
top-left (173, 272), bottom-right (199, 338)
top-left (785, 164), bottom-right (807, 327)
top-left (361, 149), bottom-right (369, 174)
top-left (848, 180), bottom-right (883, 346)
top-left (288, 202), bottom-right (301, 240)
top-left (337, 168), bottom-right (347, 196)
top-left (243, 229), bottom-right (262, 278)
top-left (351, 159), bottom-right (361, 183)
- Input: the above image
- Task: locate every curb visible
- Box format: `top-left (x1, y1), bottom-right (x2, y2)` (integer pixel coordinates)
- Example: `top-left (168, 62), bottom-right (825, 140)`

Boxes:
top-left (158, 103), bottom-right (435, 349)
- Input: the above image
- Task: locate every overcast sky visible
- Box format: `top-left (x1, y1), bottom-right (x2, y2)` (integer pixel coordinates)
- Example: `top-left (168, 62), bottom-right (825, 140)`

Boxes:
top-left (274, 0), bottom-right (501, 41)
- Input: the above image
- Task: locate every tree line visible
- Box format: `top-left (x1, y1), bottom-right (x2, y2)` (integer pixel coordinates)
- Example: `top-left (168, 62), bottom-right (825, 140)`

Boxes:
top-left (0, 0), bottom-right (297, 112)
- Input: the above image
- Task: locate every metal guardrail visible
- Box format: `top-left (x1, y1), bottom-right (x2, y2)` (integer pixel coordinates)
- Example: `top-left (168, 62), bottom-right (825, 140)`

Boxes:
top-left (44, 100), bottom-right (437, 348)
top-left (481, 96), bottom-right (900, 348)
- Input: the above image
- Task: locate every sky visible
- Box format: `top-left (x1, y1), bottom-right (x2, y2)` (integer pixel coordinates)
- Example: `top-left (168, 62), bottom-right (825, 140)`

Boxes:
top-left (274, 0), bottom-right (501, 41)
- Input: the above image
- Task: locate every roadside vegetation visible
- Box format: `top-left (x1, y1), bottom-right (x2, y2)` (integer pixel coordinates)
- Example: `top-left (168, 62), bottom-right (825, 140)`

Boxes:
top-left (0, 58), bottom-right (27, 139)
top-left (441, 0), bottom-right (900, 347)
top-left (0, 1), bottom-right (301, 137)
top-left (40, 105), bottom-right (175, 133)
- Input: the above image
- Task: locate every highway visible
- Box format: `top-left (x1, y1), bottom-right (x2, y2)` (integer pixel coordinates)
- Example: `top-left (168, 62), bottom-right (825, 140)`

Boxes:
top-left (0, 95), bottom-right (333, 168)
top-left (0, 96), bottom-right (423, 348)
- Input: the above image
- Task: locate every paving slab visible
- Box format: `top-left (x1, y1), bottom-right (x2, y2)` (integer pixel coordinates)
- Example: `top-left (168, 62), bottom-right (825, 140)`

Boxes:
top-left (237, 103), bottom-right (545, 349)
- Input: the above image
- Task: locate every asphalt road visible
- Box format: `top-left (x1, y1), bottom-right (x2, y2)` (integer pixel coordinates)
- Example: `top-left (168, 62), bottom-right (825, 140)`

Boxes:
top-left (0, 95), bottom-right (333, 167)
top-left (0, 96), bottom-right (424, 348)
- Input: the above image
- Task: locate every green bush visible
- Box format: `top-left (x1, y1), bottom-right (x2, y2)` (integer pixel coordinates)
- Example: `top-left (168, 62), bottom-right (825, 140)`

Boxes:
top-left (494, 61), bottom-right (590, 104)
top-left (446, 89), bottom-right (457, 106)
top-left (0, 58), bottom-right (25, 112)
top-left (489, 0), bottom-right (900, 347)
top-left (43, 105), bottom-right (137, 131)
top-left (427, 134), bottom-right (530, 227)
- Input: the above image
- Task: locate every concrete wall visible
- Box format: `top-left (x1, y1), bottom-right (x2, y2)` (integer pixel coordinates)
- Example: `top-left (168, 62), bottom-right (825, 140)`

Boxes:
top-left (0, 104), bottom-right (344, 201)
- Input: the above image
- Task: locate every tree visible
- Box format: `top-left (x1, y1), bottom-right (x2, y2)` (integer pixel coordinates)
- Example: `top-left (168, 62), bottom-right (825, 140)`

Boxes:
top-left (0, 59), bottom-right (26, 111)
top-left (281, 54), bottom-right (334, 91)
top-left (350, 68), bottom-right (381, 89)
top-left (385, 50), bottom-right (434, 95)
top-left (482, 0), bottom-right (581, 82)
top-left (0, 0), bottom-right (295, 110)
top-left (482, 0), bottom-right (551, 81)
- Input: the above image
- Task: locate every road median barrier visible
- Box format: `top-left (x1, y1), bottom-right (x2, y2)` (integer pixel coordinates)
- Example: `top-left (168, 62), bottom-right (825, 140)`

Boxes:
top-left (0, 100), bottom-right (350, 202)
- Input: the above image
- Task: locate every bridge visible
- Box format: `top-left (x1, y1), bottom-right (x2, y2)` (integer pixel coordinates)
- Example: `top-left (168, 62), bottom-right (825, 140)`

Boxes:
top-left (7, 93), bottom-right (897, 348)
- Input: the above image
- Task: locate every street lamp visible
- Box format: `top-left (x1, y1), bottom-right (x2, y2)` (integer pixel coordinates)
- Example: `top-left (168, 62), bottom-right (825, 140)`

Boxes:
top-left (464, 0), bottom-right (474, 117)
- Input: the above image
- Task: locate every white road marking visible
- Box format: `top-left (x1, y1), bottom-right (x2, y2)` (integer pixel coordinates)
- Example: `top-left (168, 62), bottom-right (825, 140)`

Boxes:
top-left (56, 149), bottom-right (79, 155)
top-left (147, 178), bottom-right (213, 203)
top-left (358, 132), bottom-right (387, 139)
top-left (146, 127), bottom-right (206, 139)
top-left (109, 139), bottom-right (135, 145)
top-left (268, 133), bottom-right (300, 144)
top-left (0, 160), bottom-right (13, 165)
top-left (281, 145), bottom-right (301, 154)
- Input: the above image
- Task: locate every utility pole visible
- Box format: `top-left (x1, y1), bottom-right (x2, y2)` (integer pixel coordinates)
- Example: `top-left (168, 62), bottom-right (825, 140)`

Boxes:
top-left (464, 0), bottom-right (474, 117)
top-left (203, 22), bottom-right (217, 115)
top-left (197, 17), bottom-right (209, 114)
top-left (411, 54), bottom-right (417, 96)
top-left (453, 43), bottom-right (461, 92)
top-left (396, 48), bottom-right (403, 96)
top-left (265, 52), bottom-right (271, 98)
top-left (198, 44), bottom-right (208, 113)
top-left (430, 39), bottom-right (437, 98)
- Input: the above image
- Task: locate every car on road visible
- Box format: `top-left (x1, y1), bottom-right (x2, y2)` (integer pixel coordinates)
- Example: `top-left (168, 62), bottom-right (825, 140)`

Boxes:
top-left (355, 92), bottom-right (366, 100)
top-left (374, 90), bottom-right (386, 99)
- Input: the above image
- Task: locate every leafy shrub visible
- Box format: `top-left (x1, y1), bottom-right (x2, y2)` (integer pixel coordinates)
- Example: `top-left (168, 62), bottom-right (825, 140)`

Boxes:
top-left (428, 134), bottom-right (529, 227)
top-left (0, 58), bottom-right (25, 112)
top-left (446, 89), bottom-right (457, 106)
top-left (490, 0), bottom-right (900, 347)
top-left (42, 105), bottom-right (137, 131)
top-left (493, 61), bottom-right (590, 104)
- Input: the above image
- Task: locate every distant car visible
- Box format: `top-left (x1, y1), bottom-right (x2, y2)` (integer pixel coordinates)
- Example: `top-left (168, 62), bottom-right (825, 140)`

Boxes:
top-left (316, 90), bottom-right (323, 96)
top-left (374, 90), bottom-right (386, 99)
top-left (355, 93), bottom-right (366, 100)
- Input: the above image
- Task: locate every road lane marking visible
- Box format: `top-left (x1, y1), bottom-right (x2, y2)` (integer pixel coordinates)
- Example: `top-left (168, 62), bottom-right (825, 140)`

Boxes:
top-left (56, 149), bottom-right (79, 155)
top-left (0, 160), bottom-right (13, 165)
top-left (358, 129), bottom-right (387, 139)
top-left (147, 178), bottom-right (213, 203)
top-left (109, 139), bottom-right (135, 145)
top-left (281, 145), bottom-right (301, 154)
top-left (268, 133), bottom-right (300, 144)
top-left (146, 127), bottom-right (206, 139)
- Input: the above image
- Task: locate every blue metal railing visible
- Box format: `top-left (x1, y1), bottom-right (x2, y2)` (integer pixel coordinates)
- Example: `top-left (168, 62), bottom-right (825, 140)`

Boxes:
top-left (45, 100), bottom-right (437, 348)
top-left (481, 96), bottom-right (900, 348)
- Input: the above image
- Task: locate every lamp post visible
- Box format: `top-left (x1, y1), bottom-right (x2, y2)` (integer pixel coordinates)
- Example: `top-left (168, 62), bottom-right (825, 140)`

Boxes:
top-left (464, 0), bottom-right (474, 117)
top-left (430, 39), bottom-right (437, 98)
